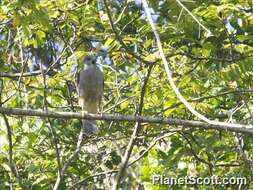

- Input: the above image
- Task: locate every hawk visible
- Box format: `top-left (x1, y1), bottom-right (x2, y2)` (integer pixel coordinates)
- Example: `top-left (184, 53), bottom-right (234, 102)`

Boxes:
top-left (77, 55), bottom-right (104, 134)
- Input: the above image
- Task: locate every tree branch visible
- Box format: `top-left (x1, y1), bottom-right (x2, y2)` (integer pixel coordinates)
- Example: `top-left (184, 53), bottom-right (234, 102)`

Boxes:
top-left (0, 70), bottom-right (43, 78)
top-left (160, 89), bottom-right (253, 113)
top-left (2, 114), bottom-right (28, 189)
top-left (113, 64), bottom-right (154, 189)
top-left (70, 170), bottom-right (118, 189)
top-left (141, 0), bottom-right (247, 128)
top-left (0, 107), bottom-right (252, 134)
top-left (127, 132), bottom-right (178, 167)
top-left (53, 126), bottom-right (85, 190)
top-left (175, 0), bottom-right (212, 35)
top-left (103, 0), bottom-right (152, 65)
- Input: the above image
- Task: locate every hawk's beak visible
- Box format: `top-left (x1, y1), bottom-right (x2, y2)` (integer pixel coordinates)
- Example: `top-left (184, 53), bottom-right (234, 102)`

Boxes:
top-left (92, 55), bottom-right (99, 64)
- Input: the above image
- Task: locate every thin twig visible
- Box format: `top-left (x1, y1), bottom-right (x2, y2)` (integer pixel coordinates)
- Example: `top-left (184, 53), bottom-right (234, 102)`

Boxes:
top-left (38, 62), bottom-right (63, 190)
top-left (179, 132), bottom-right (213, 167)
top-left (17, 27), bottom-right (26, 90)
top-left (128, 131), bottom-right (178, 167)
top-left (70, 170), bottom-right (118, 189)
top-left (103, 0), bottom-right (152, 65)
top-left (175, 0), bottom-right (212, 36)
top-left (161, 89), bottom-right (253, 113)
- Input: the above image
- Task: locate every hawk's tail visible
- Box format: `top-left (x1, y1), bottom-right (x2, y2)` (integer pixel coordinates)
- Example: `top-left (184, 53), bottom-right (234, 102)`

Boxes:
top-left (83, 120), bottom-right (97, 135)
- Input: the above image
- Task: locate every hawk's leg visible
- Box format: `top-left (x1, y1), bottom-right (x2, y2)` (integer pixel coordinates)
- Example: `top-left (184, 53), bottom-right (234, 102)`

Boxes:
top-left (98, 96), bottom-right (103, 114)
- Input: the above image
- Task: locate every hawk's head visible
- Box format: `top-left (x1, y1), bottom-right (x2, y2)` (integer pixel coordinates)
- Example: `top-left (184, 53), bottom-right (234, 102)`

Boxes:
top-left (84, 55), bottom-right (97, 68)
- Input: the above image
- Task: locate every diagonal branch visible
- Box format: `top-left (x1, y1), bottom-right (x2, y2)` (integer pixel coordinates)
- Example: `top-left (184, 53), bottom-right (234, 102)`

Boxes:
top-left (53, 126), bottom-right (85, 190)
top-left (113, 64), bottom-right (154, 189)
top-left (2, 114), bottom-right (28, 189)
top-left (141, 0), bottom-right (247, 128)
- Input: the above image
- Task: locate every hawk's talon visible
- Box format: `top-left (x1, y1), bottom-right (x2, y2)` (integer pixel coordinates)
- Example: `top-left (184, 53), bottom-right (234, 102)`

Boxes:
top-left (81, 110), bottom-right (88, 117)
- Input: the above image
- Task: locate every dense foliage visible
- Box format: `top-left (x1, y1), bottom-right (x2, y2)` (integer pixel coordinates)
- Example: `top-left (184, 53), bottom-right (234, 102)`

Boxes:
top-left (0, 0), bottom-right (253, 189)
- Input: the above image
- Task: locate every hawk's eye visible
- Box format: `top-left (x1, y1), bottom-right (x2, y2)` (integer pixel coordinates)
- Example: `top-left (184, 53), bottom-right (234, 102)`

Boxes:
top-left (87, 58), bottom-right (91, 61)
top-left (92, 60), bottom-right (96, 64)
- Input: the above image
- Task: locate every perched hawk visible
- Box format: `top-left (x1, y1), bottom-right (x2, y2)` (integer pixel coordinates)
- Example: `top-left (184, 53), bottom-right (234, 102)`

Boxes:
top-left (77, 55), bottom-right (104, 134)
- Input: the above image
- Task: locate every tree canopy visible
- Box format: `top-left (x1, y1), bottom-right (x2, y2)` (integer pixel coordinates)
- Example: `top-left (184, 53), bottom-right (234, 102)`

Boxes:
top-left (0, 0), bottom-right (253, 189)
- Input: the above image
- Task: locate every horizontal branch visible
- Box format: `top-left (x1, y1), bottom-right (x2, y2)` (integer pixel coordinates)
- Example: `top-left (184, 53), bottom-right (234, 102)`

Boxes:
top-left (0, 107), bottom-right (252, 134)
top-left (0, 71), bottom-right (42, 78)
